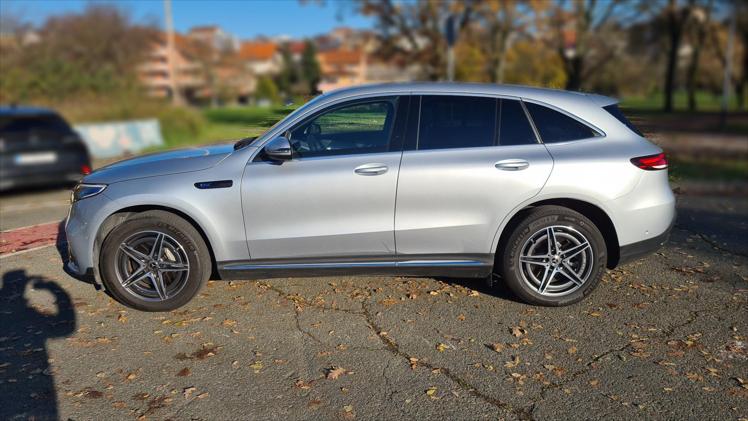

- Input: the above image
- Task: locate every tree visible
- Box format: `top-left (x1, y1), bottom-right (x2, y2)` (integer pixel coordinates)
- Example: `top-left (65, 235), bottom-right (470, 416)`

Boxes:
top-left (662, 0), bottom-right (693, 111)
top-left (357, 0), bottom-right (473, 81)
top-left (276, 43), bottom-right (298, 96)
top-left (685, 0), bottom-right (715, 111)
top-left (300, 40), bottom-right (321, 94)
top-left (0, 4), bottom-right (156, 103)
top-left (472, 0), bottom-right (543, 83)
top-left (255, 76), bottom-right (279, 104)
top-left (547, 0), bottom-right (634, 91)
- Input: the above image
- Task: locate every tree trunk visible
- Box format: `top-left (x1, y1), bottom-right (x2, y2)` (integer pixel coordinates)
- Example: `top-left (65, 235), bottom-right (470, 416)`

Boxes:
top-left (564, 57), bottom-right (584, 91)
top-left (664, 11), bottom-right (682, 112)
top-left (686, 40), bottom-right (702, 111)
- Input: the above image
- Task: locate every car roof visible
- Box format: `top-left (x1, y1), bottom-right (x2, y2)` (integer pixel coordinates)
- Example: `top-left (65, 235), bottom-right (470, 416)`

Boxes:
top-left (320, 82), bottom-right (617, 107)
top-left (0, 105), bottom-right (59, 117)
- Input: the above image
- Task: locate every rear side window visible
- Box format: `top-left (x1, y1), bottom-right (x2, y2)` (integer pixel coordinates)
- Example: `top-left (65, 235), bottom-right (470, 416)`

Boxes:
top-left (498, 99), bottom-right (537, 146)
top-left (417, 95), bottom-right (497, 150)
top-left (603, 104), bottom-right (643, 136)
top-left (0, 114), bottom-right (71, 133)
top-left (525, 102), bottom-right (597, 143)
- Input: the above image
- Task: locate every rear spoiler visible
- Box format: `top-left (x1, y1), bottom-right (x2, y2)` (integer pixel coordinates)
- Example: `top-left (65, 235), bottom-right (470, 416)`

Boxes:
top-left (585, 93), bottom-right (618, 108)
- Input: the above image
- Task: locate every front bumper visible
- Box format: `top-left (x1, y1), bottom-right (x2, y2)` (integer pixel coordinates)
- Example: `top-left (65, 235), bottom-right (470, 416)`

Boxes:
top-left (64, 191), bottom-right (115, 278)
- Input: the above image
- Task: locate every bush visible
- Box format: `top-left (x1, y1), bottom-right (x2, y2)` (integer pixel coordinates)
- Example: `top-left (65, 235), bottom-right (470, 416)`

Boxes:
top-left (157, 106), bottom-right (206, 147)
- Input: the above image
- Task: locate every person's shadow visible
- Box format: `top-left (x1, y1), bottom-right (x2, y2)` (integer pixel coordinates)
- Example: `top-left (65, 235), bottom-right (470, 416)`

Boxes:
top-left (0, 270), bottom-right (76, 420)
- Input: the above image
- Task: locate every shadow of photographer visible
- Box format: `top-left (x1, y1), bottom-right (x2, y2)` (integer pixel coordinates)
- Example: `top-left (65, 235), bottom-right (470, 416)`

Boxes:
top-left (0, 269), bottom-right (76, 420)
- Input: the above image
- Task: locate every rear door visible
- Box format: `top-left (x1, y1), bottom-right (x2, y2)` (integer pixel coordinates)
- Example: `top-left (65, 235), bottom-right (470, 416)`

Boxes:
top-left (394, 95), bottom-right (553, 259)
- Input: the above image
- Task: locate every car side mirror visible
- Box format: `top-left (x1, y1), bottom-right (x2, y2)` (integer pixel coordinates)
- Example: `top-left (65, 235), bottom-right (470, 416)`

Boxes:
top-left (264, 136), bottom-right (292, 161)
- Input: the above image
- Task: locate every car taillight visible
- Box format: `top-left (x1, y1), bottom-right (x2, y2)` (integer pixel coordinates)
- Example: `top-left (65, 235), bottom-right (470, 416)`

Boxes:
top-left (631, 153), bottom-right (668, 170)
top-left (81, 164), bottom-right (92, 175)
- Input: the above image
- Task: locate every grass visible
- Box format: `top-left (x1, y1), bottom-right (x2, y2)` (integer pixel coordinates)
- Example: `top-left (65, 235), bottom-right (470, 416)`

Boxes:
top-left (668, 156), bottom-right (748, 182)
top-left (619, 90), bottom-right (744, 112)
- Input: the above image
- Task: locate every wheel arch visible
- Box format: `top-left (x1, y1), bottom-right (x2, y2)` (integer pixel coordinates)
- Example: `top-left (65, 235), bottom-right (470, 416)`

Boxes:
top-left (94, 205), bottom-right (219, 282)
top-left (493, 198), bottom-right (621, 270)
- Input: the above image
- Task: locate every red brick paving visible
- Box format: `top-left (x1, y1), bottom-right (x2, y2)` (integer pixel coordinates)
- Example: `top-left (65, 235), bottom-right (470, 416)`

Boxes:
top-left (0, 221), bottom-right (63, 255)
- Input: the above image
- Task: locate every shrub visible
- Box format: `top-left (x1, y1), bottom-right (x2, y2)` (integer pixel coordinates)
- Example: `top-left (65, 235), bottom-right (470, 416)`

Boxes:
top-left (157, 106), bottom-right (206, 147)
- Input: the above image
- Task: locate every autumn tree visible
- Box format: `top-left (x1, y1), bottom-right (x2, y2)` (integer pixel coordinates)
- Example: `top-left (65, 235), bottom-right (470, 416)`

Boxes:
top-left (357, 0), bottom-right (473, 81)
top-left (547, 0), bottom-right (637, 91)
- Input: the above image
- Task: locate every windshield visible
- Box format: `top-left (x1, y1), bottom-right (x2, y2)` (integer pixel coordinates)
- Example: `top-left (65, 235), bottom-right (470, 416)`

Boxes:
top-left (234, 93), bottom-right (328, 150)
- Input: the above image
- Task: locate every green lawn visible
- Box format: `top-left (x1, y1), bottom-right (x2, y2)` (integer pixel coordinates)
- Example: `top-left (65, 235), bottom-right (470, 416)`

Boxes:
top-left (620, 90), bottom-right (744, 112)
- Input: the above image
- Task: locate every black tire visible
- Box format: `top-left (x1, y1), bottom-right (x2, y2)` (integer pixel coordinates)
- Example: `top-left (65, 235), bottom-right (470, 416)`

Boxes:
top-left (99, 210), bottom-right (211, 311)
top-left (499, 206), bottom-right (606, 306)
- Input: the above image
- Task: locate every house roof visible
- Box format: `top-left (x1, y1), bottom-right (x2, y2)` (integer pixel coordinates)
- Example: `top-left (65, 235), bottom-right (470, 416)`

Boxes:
top-left (239, 41), bottom-right (277, 61)
top-left (319, 49), bottom-right (362, 66)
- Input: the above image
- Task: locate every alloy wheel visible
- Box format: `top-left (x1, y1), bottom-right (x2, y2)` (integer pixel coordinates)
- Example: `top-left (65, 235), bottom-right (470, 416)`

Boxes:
top-left (518, 225), bottom-right (594, 297)
top-left (114, 230), bottom-right (190, 301)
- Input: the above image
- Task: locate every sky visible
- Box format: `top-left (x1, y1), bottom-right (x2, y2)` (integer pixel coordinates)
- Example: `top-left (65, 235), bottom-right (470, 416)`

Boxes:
top-left (1, 0), bottom-right (374, 39)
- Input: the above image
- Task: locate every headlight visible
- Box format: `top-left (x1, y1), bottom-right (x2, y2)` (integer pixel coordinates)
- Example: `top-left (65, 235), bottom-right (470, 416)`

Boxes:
top-left (71, 183), bottom-right (107, 203)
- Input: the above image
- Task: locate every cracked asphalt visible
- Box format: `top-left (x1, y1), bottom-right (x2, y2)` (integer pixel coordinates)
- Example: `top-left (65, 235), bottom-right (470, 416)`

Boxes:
top-left (1, 189), bottom-right (746, 420)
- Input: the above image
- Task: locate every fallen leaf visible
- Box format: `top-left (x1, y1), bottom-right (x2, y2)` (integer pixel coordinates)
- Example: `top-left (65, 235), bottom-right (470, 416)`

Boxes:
top-left (488, 343), bottom-right (504, 353)
top-left (425, 386), bottom-right (437, 397)
top-left (511, 326), bottom-right (527, 337)
top-left (183, 386), bottom-right (196, 399)
top-left (249, 361), bottom-right (263, 372)
top-left (295, 379), bottom-right (312, 389)
top-left (176, 368), bottom-right (191, 377)
top-left (436, 343), bottom-right (449, 352)
top-left (326, 366), bottom-right (347, 380)
top-left (504, 356), bottom-right (520, 368)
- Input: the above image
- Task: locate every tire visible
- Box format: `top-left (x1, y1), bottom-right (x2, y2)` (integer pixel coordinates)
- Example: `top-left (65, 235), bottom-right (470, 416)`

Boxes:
top-left (99, 210), bottom-right (211, 311)
top-left (499, 206), bottom-right (606, 306)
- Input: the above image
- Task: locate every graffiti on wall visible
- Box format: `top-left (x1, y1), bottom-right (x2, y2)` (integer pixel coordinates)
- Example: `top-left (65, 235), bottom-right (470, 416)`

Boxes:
top-left (74, 119), bottom-right (164, 158)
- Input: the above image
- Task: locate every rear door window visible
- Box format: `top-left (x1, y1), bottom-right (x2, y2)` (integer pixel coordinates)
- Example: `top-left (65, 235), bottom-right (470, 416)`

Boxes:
top-left (417, 95), bottom-right (497, 150)
top-left (498, 99), bottom-right (537, 146)
top-left (525, 102), bottom-right (597, 143)
top-left (0, 114), bottom-right (72, 134)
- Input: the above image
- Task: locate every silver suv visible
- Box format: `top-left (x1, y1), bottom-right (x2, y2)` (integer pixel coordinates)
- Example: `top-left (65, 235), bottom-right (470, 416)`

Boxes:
top-left (65, 83), bottom-right (675, 311)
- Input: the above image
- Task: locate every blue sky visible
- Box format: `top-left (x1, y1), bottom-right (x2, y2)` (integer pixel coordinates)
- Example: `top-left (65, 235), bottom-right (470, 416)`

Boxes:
top-left (1, 0), bottom-right (373, 39)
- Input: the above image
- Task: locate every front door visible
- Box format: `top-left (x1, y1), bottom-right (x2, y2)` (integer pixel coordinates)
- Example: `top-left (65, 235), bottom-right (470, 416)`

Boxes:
top-left (242, 96), bottom-right (407, 261)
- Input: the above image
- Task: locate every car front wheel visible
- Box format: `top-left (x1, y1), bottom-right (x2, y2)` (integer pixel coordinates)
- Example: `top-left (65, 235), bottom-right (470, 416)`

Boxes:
top-left (99, 210), bottom-right (211, 311)
top-left (500, 206), bottom-right (607, 306)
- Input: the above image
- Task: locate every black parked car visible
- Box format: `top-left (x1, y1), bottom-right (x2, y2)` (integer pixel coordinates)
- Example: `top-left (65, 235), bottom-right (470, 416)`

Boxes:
top-left (0, 106), bottom-right (91, 192)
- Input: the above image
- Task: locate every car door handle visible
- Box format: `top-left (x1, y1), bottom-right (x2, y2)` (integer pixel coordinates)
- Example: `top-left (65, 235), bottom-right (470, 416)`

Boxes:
top-left (495, 159), bottom-right (529, 171)
top-left (354, 163), bottom-right (388, 176)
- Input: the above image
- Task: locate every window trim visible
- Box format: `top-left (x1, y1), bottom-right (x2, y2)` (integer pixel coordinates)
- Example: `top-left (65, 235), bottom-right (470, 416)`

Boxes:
top-left (279, 96), bottom-right (402, 160)
top-left (521, 99), bottom-right (605, 144)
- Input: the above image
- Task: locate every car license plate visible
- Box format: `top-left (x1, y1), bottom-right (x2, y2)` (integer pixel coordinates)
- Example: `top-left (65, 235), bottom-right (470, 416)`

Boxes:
top-left (14, 151), bottom-right (58, 165)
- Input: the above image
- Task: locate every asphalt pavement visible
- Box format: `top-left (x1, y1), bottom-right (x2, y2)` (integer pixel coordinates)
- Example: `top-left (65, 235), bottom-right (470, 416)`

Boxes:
top-left (0, 187), bottom-right (746, 420)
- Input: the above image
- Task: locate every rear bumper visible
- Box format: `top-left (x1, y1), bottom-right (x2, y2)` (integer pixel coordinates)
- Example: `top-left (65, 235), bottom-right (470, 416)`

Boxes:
top-left (618, 217), bottom-right (675, 266)
top-left (0, 168), bottom-right (86, 191)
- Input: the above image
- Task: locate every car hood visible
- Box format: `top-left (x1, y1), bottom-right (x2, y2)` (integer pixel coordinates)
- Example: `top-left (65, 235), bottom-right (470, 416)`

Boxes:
top-left (83, 144), bottom-right (235, 184)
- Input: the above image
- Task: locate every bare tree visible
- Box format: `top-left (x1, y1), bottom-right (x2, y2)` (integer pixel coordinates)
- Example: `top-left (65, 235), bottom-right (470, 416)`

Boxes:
top-left (358, 0), bottom-right (473, 81)
top-left (548, 0), bottom-right (631, 91)
top-left (684, 0), bottom-right (715, 111)
top-left (662, 0), bottom-right (694, 111)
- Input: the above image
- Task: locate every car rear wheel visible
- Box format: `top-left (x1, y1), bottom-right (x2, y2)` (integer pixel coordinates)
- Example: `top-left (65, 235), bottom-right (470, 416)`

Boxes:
top-left (500, 206), bottom-right (606, 306)
top-left (99, 211), bottom-right (211, 311)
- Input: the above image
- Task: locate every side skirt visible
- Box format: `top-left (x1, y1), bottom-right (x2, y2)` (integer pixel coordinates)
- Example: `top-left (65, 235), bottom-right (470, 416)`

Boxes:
top-left (217, 254), bottom-right (494, 280)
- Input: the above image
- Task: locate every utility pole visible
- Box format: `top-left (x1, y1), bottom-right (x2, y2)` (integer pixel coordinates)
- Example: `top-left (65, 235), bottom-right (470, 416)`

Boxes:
top-left (164, 0), bottom-right (183, 105)
top-left (720, 2), bottom-right (736, 128)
